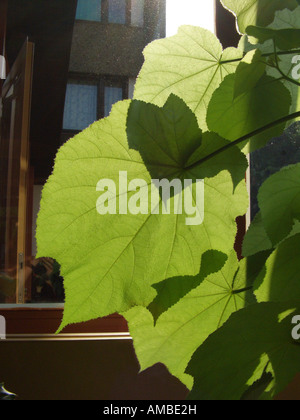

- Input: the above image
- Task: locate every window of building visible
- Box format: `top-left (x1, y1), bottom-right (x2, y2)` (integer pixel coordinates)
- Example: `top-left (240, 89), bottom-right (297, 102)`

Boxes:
top-left (75, 0), bottom-right (145, 27)
top-left (63, 81), bottom-right (98, 131)
top-left (62, 76), bottom-right (127, 135)
top-left (76, 0), bottom-right (102, 22)
top-left (131, 0), bottom-right (144, 27)
top-left (108, 0), bottom-right (126, 24)
top-left (104, 85), bottom-right (124, 116)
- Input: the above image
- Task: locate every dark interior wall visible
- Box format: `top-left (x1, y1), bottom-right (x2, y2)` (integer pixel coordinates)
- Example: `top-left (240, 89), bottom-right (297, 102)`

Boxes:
top-left (0, 339), bottom-right (188, 401)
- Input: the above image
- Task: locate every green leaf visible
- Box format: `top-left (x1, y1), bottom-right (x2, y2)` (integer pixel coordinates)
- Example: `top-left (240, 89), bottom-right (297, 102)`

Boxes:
top-left (240, 8), bottom-right (300, 125)
top-left (148, 250), bottom-right (228, 322)
top-left (36, 99), bottom-right (248, 331)
top-left (124, 251), bottom-right (255, 389)
top-left (247, 26), bottom-right (300, 51)
top-left (133, 25), bottom-right (243, 130)
top-left (206, 73), bottom-right (292, 153)
top-left (220, 0), bottom-right (299, 34)
top-left (187, 302), bottom-right (300, 400)
top-left (233, 50), bottom-right (266, 98)
top-left (254, 233), bottom-right (300, 303)
top-left (247, 7), bottom-right (300, 50)
top-left (242, 212), bottom-right (273, 257)
top-left (258, 163), bottom-right (300, 245)
top-left (127, 95), bottom-right (249, 189)
top-left (127, 94), bottom-right (202, 181)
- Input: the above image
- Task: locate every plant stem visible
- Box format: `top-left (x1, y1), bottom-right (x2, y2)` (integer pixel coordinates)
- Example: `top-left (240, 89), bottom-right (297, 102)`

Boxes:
top-left (219, 48), bottom-right (300, 66)
top-left (185, 111), bottom-right (300, 171)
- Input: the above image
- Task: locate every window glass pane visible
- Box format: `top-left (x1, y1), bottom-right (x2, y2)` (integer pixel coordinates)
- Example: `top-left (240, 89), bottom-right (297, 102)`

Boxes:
top-left (63, 83), bottom-right (98, 131)
top-left (108, 0), bottom-right (126, 24)
top-left (2, 0), bottom-right (166, 305)
top-left (131, 0), bottom-right (144, 27)
top-left (104, 86), bottom-right (123, 117)
top-left (250, 123), bottom-right (300, 219)
top-left (76, 0), bottom-right (101, 21)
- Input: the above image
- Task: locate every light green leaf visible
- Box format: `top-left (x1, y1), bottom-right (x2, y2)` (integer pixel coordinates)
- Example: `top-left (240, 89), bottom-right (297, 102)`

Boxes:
top-left (258, 163), bottom-right (300, 245)
top-left (36, 99), bottom-right (248, 331)
top-left (187, 302), bottom-right (300, 400)
top-left (254, 233), bottom-right (300, 303)
top-left (133, 25), bottom-right (243, 130)
top-left (220, 0), bottom-right (299, 34)
top-left (124, 251), bottom-right (255, 389)
top-left (206, 73), bottom-right (292, 153)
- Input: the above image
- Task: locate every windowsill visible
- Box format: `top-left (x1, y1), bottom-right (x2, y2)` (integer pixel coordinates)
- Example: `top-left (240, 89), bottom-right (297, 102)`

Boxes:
top-left (0, 303), bottom-right (64, 309)
top-left (0, 306), bottom-right (129, 336)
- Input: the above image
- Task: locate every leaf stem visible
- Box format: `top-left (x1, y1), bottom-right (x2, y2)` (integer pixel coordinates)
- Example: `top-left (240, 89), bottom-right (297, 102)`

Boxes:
top-left (219, 48), bottom-right (300, 66)
top-left (185, 111), bottom-right (300, 171)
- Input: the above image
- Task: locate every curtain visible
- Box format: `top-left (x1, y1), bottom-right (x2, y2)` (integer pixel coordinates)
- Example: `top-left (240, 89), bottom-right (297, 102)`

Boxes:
top-left (63, 83), bottom-right (98, 130)
top-left (104, 86), bottom-right (123, 117)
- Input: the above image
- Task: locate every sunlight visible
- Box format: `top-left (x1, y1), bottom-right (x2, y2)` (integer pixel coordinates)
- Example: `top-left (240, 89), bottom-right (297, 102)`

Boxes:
top-left (166, 0), bottom-right (215, 37)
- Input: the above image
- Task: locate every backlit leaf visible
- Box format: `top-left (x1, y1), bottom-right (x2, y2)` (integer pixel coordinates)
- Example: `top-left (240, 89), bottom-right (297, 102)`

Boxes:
top-left (124, 251), bottom-right (255, 389)
top-left (36, 98), bottom-right (248, 332)
top-left (133, 25), bottom-right (243, 130)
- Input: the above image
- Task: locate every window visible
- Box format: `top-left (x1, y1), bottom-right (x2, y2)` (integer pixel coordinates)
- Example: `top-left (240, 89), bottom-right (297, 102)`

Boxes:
top-left (63, 82), bottom-right (98, 131)
top-left (75, 0), bottom-right (145, 27)
top-left (62, 76), bottom-right (127, 133)
top-left (76, 0), bottom-right (102, 22)
top-left (108, 0), bottom-right (126, 24)
top-left (104, 85), bottom-right (123, 117)
top-left (0, 0), bottom-right (163, 309)
top-left (131, 0), bottom-right (144, 27)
